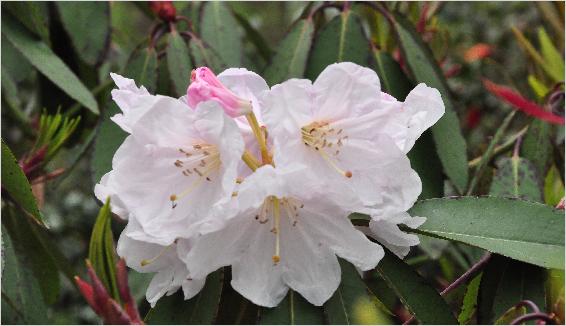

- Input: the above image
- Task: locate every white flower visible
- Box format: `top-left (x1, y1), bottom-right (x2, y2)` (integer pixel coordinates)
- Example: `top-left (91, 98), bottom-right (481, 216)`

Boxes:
top-left (117, 219), bottom-right (205, 307)
top-left (261, 62), bottom-right (444, 257)
top-left (95, 99), bottom-right (244, 244)
top-left (177, 165), bottom-right (383, 307)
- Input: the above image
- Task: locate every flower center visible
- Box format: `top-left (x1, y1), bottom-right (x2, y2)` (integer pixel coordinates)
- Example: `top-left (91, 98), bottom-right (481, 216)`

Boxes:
top-left (301, 122), bottom-right (352, 178)
top-left (254, 196), bottom-right (304, 265)
top-left (169, 143), bottom-right (221, 208)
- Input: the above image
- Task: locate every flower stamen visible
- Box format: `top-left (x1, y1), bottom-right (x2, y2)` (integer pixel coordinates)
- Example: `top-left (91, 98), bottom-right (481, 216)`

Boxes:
top-left (301, 123), bottom-right (352, 178)
top-left (140, 243), bottom-right (174, 266)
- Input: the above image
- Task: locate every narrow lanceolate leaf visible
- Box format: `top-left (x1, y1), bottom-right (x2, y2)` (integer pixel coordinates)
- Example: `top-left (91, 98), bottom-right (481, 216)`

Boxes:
top-left (521, 119), bottom-right (554, 179)
top-left (200, 2), bottom-right (243, 67)
top-left (538, 28), bottom-right (564, 82)
top-left (490, 156), bottom-right (542, 202)
top-left (56, 2), bottom-right (110, 65)
top-left (189, 36), bottom-right (227, 74)
top-left (392, 14), bottom-right (469, 193)
top-left (2, 206), bottom-right (59, 304)
top-left (264, 19), bottom-right (314, 86)
top-left (1, 225), bottom-right (47, 324)
top-left (260, 291), bottom-right (324, 325)
top-left (324, 260), bottom-right (392, 325)
top-left (408, 197), bottom-right (565, 269)
top-left (1, 139), bottom-right (42, 222)
top-left (457, 274), bottom-right (482, 325)
top-left (484, 79), bottom-right (564, 125)
top-left (376, 249), bottom-right (458, 324)
top-left (234, 12), bottom-right (273, 62)
top-left (92, 46), bottom-right (157, 182)
top-left (477, 255), bottom-right (547, 324)
top-left (544, 164), bottom-right (565, 206)
top-left (3, 2), bottom-right (49, 44)
top-left (167, 30), bottom-right (192, 97)
top-left (88, 198), bottom-right (120, 302)
top-left (144, 271), bottom-right (223, 324)
top-left (1, 13), bottom-right (99, 114)
top-left (305, 9), bottom-right (372, 80)
top-left (371, 50), bottom-right (413, 100)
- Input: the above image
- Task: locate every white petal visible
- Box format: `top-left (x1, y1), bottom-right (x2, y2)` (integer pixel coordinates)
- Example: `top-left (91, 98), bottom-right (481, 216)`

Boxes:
top-left (299, 200), bottom-right (384, 271)
top-left (146, 269), bottom-right (175, 307)
top-left (280, 216), bottom-right (341, 306)
top-left (182, 278), bottom-right (206, 300)
top-left (94, 172), bottom-right (128, 219)
top-left (313, 62), bottom-right (381, 120)
top-left (399, 83), bottom-right (445, 152)
top-left (369, 213), bottom-right (426, 258)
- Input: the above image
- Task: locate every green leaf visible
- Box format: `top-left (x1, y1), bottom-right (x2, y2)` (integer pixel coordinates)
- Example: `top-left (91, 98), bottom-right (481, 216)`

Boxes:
top-left (458, 274), bottom-right (482, 325)
top-left (56, 2), bottom-right (110, 65)
top-left (92, 46), bottom-right (157, 182)
top-left (544, 164), bottom-right (565, 206)
top-left (521, 119), bottom-right (554, 178)
top-left (189, 36), bottom-right (227, 73)
top-left (144, 271), bottom-right (223, 324)
top-left (408, 197), bottom-right (565, 269)
top-left (1, 224), bottom-right (47, 324)
top-left (1, 13), bottom-right (99, 115)
top-left (234, 12), bottom-right (273, 63)
top-left (324, 260), bottom-right (392, 325)
top-left (2, 206), bottom-right (59, 305)
top-left (538, 28), bottom-right (564, 82)
top-left (371, 50), bottom-right (412, 100)
top-left (264, 19), bottom-right (314, 86)
top-left (392, 13), bottom-right (469, 193)
top-left (490, 156), bottom-right (542, 202)
top-left (88, 198), bottom-right (120, 302)
top-left (1, 139), bottom-right (42, 222)
top-left (528, 75), bottom-right (549, 99)
top-left (494, 306), bottom-right (527, 325)
top-left (167, 30), bottom-right (193, 97)
top-left (200, 2), bottom-right (243, 67)
top-left (306, 9), bottom-right (372, 80)
top-left (3, 2), bottom-right (49, 44)
top-left (477, 255), bottom-right (546, 324)
top-left (260, 291), bottom-right (324, 325)
top-left (376, 249), bottom-right (457, 324)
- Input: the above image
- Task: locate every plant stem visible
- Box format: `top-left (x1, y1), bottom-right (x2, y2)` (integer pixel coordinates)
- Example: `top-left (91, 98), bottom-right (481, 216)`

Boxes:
top-left (241, 150), bottom-right (260, 172)
top-left (468, 125), bottom-right (528, 168)
top-left (403, 253), bottom-right (492, 325)
top-left (466, 111), bottom-right (517, 195)
top-left (510, 313), bottom-right (554, 325)
top-left (245, 113), bottom-right (270, 164)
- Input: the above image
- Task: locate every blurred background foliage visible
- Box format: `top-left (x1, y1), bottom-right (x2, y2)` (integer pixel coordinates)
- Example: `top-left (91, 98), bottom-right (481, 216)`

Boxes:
top-left (1, 1), bottom-right (564, 324)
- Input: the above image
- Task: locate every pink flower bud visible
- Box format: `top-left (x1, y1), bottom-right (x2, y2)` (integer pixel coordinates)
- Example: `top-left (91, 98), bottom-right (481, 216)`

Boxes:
top-left (187, 67), bottom-right (253, 117)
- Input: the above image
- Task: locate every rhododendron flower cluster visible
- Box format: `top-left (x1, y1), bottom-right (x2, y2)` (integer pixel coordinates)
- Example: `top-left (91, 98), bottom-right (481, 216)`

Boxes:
top-left (95, 62), bottom-right (445, 307)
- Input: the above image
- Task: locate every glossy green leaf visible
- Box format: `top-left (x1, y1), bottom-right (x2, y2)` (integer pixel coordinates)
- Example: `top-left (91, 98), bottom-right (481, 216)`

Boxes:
top-left (189, 36), bottom-right (227, 74)
top-left (521, 119), bottom-right (554, 178)
top-left (2, 206), bottom-right (59, 305)
top-left (528, 75), bottom-right (549, 99)
top-left (392, 14), bottom-right (468, 193)
top-left (324, 260), bottom-right (392, 325)
top-left (376, 249), bottom-right (457, 324)
top-left (544, 164), bottom-right (565, 206)
top-left (145, 271), bottom-right (223, 324)
top-left (490, 156), bottom-right (542, 202)
top-left (200, 2), bottom-right (243, 67)
top-left (264, 19), bottom-right (314, 86)
top-left (306, 9), bottom-right (371, 80)
top-left (1, 13), bottom-right (99, 114)
top-left (56, 2), bottom-right (110, 65)
top-left (1, 224), bottom-right (47, 324)
top-left (408, 197), bottom-right (565, 269)
top-left (167, 30), bottom-right (192, 96)
top-left (88, 198), bottom-right (120, 301)
top-left (92, 46), bottom-right (157, 182)
top-left (1, 139), bottom-right (41, 222)
top-left (538, 28), bottom-right (564, 82)
top-left (458, 274), bottom-right (482, 325)
top-left (3, 2), bottom-right (49, 44)
top-left (477, 255), bottom-right (546, 324)
top-left (260, 291), bottom-right (324, 325)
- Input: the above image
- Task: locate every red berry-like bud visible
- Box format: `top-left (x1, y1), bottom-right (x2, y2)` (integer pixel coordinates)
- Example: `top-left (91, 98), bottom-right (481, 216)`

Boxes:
top-left (150, 1), bottom-right (177, 22)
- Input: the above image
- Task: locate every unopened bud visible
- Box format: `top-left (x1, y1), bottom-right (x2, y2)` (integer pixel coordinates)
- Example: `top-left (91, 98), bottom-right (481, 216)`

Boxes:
top-left (187, 67), bottom-right (253, 117)
top-left (149, 1), bottom-right (177, 22)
